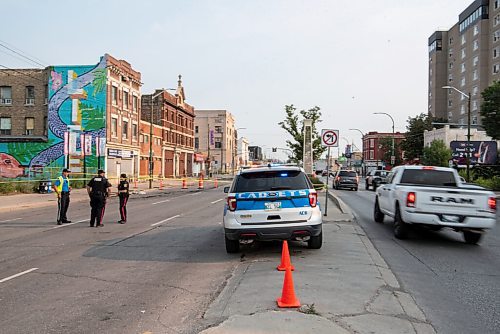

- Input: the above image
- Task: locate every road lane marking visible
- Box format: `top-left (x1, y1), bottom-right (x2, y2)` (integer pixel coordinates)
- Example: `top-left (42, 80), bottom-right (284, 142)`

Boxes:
top-left (0, 218), bottom-right (22, 223)
top-left (152, 199), bottom-right (170, 205)
top-left (151, 215), bottom-right (180, 226)
top-left (211, 199), bottom-right (224, 204)
top-left (52, 219), bottom-right (88, 229)
top-left (0, 268), bottom-right (38, 283)
top-left (189, 192), bottom-right (200, 196)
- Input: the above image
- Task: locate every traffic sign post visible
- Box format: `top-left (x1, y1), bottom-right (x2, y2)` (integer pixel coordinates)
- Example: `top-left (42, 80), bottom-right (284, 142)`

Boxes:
top-left (321, 129), bottom-right (338, 216)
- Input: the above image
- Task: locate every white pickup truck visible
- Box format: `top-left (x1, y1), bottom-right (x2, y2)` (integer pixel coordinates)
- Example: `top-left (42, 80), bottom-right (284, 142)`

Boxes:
top-left (374, 165), bottom-right (497, 244)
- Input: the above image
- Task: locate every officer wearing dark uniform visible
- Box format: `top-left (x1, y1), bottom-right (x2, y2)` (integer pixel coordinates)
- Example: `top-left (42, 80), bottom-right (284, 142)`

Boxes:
top-left (117, 173), bottom-right (129, 224)
top-left (86, 169), bottom-right (111, 227)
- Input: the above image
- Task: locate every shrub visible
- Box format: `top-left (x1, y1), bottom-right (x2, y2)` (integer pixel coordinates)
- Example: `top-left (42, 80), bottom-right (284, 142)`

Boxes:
top-left (473, 176), bottom-right (500, 191)
top-left (0, 182), bottom-right (15, 194)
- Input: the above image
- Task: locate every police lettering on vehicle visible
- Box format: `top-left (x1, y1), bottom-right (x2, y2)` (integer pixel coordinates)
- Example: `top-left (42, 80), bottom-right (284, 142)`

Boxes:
top-left (235, 190), bottom-right (309, 199)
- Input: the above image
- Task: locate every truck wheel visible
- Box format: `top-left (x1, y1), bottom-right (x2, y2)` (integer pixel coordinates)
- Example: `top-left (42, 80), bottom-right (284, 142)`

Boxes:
top-left (394, 206), bottom-right (409, 239)
top-left (374, 198), bottom-right (384, 223)
top-left (463, 231), bottom-right (482, 245)
top-left (308, 231), bottom-right (322, 249)
top-left (225, 235), bottom-right (240, 253)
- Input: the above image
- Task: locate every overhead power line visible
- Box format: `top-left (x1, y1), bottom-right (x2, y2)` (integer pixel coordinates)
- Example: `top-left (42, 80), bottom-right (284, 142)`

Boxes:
top-left (0, 40), bottom-right (47, 68)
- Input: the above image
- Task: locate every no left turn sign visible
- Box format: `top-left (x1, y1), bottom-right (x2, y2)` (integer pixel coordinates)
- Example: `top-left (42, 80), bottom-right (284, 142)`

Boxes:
top-left (321, 129), bottom-right (339, 147)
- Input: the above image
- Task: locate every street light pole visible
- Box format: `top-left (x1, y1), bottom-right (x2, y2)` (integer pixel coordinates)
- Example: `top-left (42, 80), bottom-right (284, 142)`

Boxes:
top-left (373, 112), bottom-right (395, 165)
top-left (442, 86), bottom-right (471, 182)
top-left (349, 128), bottom-right (365, 176)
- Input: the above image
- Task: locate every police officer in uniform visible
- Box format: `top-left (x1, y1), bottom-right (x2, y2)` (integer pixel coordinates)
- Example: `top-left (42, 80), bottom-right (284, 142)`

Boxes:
top-left (86, 169), bottom-right (111, 227)
top-left (117, 173), bottom-right (129, 224)
top-left (53, 168), bottom-right (72, 225)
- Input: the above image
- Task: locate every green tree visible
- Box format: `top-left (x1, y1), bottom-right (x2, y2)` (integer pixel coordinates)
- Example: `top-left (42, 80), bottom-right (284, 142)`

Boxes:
top-left (278, 105), bottom-right (326, 162)
top-left (422, 139), bottom-right (452, 167)
top-left (400, 113), bottom-right (446, 161)
top-left (378, 137), bottom-right (403, 165)
top-left (480, 81), bottom-right (500, 140)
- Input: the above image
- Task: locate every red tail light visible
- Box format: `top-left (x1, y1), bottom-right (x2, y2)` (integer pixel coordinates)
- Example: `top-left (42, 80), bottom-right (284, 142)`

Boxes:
top-left (406, 192), bottom-right (416, 207)
top-left (335, 176), bottom-right (340, 181)
top-left (227, 196), bottom-right (237, 211)
top-left (309, 192), bottom-right (318, 207)
top-left (488, 197), bottom-right (497, 212)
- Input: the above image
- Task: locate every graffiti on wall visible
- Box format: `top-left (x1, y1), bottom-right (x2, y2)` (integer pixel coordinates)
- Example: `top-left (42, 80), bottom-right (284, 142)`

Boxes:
top-left (0, 56), bottom-right (107, 178)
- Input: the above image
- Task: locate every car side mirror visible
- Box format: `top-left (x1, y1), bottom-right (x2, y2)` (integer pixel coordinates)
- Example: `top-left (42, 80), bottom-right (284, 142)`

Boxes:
top-left (223, 186), bottom-right (230, 193)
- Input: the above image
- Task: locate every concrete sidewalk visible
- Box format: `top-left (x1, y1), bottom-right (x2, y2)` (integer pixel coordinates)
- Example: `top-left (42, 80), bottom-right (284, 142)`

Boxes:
top-left (0, 178), bottom-right (230, 214)
top-left (200, 192), bottom-right (435, 334)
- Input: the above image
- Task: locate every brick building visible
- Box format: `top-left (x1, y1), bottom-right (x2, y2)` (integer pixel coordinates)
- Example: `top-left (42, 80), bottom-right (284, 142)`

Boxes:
top-left (105, 54), bottom-right (142, 180)
top-left (362, 131), bottom-right (406, 171)
top-left (0, 68), bottom-right (49, 140)
top-left (140, 76), bottom-right (195, 178)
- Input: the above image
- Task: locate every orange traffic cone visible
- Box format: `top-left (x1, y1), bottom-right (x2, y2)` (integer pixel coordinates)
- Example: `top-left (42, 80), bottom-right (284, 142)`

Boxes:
top-left (276, 266), bottom-right (301, 308)
top-left (214, 178), bottom-right (218, 188)
top-left (198, 176), bottom-right (204, 189)
top-left (277, 240), bottom-right (294, 271)
top-left (182, 178), bottom-right (188, 189)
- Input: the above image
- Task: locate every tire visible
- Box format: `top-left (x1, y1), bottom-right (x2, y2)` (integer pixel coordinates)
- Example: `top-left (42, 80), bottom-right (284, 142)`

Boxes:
top-left (393, 206), bottom-right (409, 239)
top-left (308, 231), bottom-right (322, 249)
top-left (374, 198), bottom-right (384, 223)
top-left (365, 182), bottom-right (369, 190)
top-left (225, 235), bottom-right (240, 253)
top-left (463, 230), bottom-right (482, 245)
top-left (354, 187), bottom-right (358, 191)
top-left (372, 181), bottom-right (378, 191)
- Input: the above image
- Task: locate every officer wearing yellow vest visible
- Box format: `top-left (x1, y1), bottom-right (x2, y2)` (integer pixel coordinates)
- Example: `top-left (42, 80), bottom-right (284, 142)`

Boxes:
top-left (52, 168), bottom-right (72, 225)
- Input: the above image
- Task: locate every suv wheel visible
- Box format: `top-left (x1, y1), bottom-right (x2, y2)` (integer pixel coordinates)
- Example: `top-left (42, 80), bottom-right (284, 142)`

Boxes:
top-left (463, 230), bottom-right (482, 244)
top-left (308, 231), bottom-right (322, 249)
top-left (225, 235), bottom-right (240, 253)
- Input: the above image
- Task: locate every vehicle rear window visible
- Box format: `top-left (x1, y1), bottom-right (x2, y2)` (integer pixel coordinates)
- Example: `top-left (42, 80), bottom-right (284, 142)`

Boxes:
top-left (233, 170), bottom-right (310, 192)
top-left (339, 171), bottom-right (357, 177)
top-left (400, 169), bottom-right (457, 187)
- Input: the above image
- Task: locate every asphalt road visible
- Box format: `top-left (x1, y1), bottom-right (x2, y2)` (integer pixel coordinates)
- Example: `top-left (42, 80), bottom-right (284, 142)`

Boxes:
top-left (330, 184), bottom-right (500, 334)
top-left (0, 188), bottom-right (238, 334)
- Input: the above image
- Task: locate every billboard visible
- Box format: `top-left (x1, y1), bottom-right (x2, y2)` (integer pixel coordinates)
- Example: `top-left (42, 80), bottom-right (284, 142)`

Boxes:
top-left (450, 141), bottom-right (498, 165)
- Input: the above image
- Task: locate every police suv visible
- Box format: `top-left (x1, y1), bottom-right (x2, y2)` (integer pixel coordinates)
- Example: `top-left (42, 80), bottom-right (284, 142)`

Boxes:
top-left (223, 165), bottom-right (323, 253)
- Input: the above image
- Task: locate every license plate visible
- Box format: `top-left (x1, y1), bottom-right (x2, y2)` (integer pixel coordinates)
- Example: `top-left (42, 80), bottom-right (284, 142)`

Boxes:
top-left (265, 202), bottom-right (282, 210)
top-left (442, 215), bottom-right (460, 222)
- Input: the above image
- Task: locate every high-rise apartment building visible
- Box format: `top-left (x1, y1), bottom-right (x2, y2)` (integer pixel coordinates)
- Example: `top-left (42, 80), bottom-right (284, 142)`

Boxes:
top-left (429, 0), bottom-right (500, 126)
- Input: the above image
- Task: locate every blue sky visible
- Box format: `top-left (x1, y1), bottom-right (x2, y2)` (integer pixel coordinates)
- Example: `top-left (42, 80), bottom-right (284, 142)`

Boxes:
top-left (1, 0), bottom-right (473, 159)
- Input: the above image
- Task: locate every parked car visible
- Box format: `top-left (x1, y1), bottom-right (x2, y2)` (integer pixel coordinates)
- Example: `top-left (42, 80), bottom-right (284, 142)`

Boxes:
top-left (223, 165), bottom-right (323, 253)
top-left (374, 165), bottom-right (497, 243)
top-left (332, 170), bottom-right (359, 191)
top-left (365, 169), bottom-right (388, 191)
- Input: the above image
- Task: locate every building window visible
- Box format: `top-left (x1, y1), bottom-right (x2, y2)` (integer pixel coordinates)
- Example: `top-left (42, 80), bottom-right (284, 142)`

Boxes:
top-left (0, 117), bottom-right (12, 135)
top-left (132, 96), bottom-right (138, 111)
top-left (473, 25), bottom-right (479, 36)
top-left (448, 74), bottom-right (453, 82)
top-left (132, 123), bottom-right (138, 140)
top-left (460, 105), bottom-right (465, 114)
top-left (112, 86), bottom-right (118, 105)
top-left (461, 77), bottom-right (466, 87)
top-left (194, 137), bottom-right (199, 149)
top-left (473, 40), bottom-right (479, 51)
top-left (461, 49), bottom-right (466, 59)
top-left (195, 125), bottom-right (199, 134)
top-left (472, 100), bottom-right (478, 111)
top-left (44, 85), bottom-right (48, 105)
top-left (472, 115), bottom-right (478, 124)
top-left (473, 56), bottom-right (479, 66)
top-left (369, 139), bottom-right (374, 148)
top-left (122, 120), bottom-right (128, 139)
top-left (215, 138), bottom-right (222, 148)
top-left (473, 70), bottom-right (478, 80)
top-left (473, 86), bottom-right (479, 96)
top-left (215, 126), bottom-right (222, 133)
top-left (494, 30), bottom-right (500, 42)
top-left (0, 86), bottom-right (12, 105)
top-left (461, 35), bottom-right (466, 45)
top-left (123, 90), bottom-right (129, 109)
top-left (25, 86), bottom-right (35, 105)
top-left (449, 48), bottom-right (453, 57)
top-left (25, 117), bottom-right (34, 135)
top-left (494, 64), bottom-right (500, 73)
top-left (111, 118), bottom-right (117, 137)
top-left (449, 62), bottom-right (454, 69)
top-left (43, 116), bottom-right (47, 136)
top-left (144, 134), bottom-right (149, 143)
top-left (448, 100), bottom-right (452, 107)
top-left (461, 63), bottom-right (466, 73)
top-left (369, 150), bottom-right (374, 160)
top-left (496, 0), bottom-right (499, 10)
top-left (449, 37), bottom-right (453, 45)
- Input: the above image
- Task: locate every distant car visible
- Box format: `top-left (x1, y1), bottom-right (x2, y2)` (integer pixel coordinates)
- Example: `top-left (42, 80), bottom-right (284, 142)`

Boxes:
top-left (365, 170), bottom-right (389, 191)
top-left (223, 165), bottom-right (323, 253)
top-left (333, 170), bottom-right (359, 191)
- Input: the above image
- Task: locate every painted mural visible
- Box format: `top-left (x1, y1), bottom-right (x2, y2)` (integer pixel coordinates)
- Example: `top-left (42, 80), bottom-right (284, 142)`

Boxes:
top-left (0, 56), bottom-right (107, 179)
